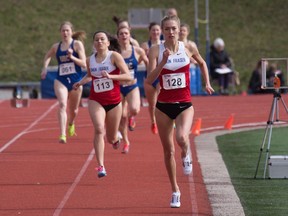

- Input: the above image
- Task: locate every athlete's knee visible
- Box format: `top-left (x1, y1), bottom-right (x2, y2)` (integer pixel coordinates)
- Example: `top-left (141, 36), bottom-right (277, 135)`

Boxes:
top-left (163, 148), bottom-right (175, 159)
top-left (129, 107), bottom-right (140, 116)
top-left (94, 126), bottom-right (105, 136)
top-left (58, 101), bottom-right (67, 110)
top-left (176, 133), bottom-right (189, 147)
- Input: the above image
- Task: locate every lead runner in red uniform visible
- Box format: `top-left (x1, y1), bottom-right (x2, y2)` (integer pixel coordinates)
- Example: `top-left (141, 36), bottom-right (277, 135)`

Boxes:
top-left (73, 31), bottom-right (132, 178)
top-left (145, 15), bottom-right (214, 208)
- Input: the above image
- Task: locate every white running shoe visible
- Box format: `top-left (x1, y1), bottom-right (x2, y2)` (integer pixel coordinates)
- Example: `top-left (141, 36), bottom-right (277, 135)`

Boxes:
top-left (117, 131), bottom-right (123, 140)
top-left (182, 154), bottom-right (192, 175)
top-left (170, 191), bottom-right (181, 208)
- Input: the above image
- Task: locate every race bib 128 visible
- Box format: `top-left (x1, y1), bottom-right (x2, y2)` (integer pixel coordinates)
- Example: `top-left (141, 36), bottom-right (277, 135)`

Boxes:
top-left (162, 73), bottom-right (186, 90)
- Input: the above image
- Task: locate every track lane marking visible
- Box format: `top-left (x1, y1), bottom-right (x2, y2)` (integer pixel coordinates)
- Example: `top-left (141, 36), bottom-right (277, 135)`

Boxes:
top-left (0, 101), bottom-right (58, 153)
top-left (53, 148), bottom-right (95, 216)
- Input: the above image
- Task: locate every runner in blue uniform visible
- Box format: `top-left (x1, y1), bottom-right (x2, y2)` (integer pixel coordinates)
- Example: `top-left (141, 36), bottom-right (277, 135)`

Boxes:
top-left (142, 22), bottom-right (164, 134)
top-left (41, 21), bottom-right (86, 144)
top-left (117, 26), bottom-right (148, 153)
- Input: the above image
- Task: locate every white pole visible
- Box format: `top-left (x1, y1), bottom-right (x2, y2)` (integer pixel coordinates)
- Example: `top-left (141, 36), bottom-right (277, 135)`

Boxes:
top-left (205, 0), bottom-right (210, 68)
top-left (194, 0), bottom-right (199, 46)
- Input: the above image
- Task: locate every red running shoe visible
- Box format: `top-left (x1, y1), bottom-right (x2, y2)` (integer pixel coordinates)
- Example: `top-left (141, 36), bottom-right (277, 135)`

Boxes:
top-left (122, 143), bottom-right (130, 154)
top-left (151, 122), bottom-right (158, 134)
top-left (128, 116), bottom-right (136, 131)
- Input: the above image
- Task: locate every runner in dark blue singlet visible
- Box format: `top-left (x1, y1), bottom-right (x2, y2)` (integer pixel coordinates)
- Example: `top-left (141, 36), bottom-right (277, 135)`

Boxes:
top-left (41, 21), bottom-right (86, 144)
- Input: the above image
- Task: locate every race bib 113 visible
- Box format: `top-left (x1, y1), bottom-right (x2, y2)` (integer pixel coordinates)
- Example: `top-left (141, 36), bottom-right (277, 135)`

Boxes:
top-left (93, 78), bottom-right (114, 93)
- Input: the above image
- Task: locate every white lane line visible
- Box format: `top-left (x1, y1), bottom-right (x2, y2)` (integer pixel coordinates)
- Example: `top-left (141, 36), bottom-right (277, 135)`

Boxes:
top-left (25, 123), bottom-right (92, 134)
top-left (53, 148), bottom-right (95, 216)
top-left (0, 101), bottom-right (58, 153)
top-left (200, 121), bottom-right (285, 133)
top-left (189, 174), bottom-right (199, 216)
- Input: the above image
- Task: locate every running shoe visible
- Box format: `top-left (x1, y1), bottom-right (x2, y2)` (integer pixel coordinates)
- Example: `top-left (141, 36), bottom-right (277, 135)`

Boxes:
top-left (117, 131), bottom-right (123, 140)
top-left (151, 122), bottom-right (158, 134)
top-left (182, 154), bottom-right (192, 175)
top-left (122, 143), bottom-right (130, 154)
top-left (112, 139), bottom-right (121, 150)
top-left (96, 166), bottom-right (107, 178)
top-left (68, 124), bottom-right (77, 136)
top-left (128, 116), bottom-right (136, 131)
top-left (59, 135), bottom-right (67, 144)
top-left (170, 191), bottom-right (181, 208)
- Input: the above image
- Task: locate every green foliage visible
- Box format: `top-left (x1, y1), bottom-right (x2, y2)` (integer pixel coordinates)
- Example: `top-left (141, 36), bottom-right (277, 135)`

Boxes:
top-left (0, 0), bottom-right (287, 93)
top-left (217, 127), bottom-right (288, 216)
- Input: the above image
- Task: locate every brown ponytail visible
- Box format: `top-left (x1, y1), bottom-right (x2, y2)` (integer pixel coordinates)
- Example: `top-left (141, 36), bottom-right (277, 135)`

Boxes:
top-left (72, 31), bottom-right (86, 43)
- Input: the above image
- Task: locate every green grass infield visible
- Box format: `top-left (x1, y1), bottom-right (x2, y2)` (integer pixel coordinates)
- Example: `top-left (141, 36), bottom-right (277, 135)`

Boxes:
top-left (217, 127), bottom-right (288, 216)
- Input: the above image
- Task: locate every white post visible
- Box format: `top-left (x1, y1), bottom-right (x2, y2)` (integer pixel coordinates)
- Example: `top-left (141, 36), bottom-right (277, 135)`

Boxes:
top-left (194, 0), bottom-right (199, 46)
top-left (205, 0), bottom-right (210, 68)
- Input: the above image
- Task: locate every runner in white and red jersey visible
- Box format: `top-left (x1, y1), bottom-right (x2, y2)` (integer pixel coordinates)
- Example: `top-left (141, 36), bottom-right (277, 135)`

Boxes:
top-left (145, 15), bottom-right (214, 208)
top-left (73, 31), bottom-right (132, 178)
top-left (88, 50), bottom-right (122, 106)
top-left (157, 40), bottom-right (191, 103)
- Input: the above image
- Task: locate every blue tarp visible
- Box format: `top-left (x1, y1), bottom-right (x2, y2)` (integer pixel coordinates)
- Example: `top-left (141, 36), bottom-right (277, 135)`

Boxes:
top-left (41, 70), bottom-right (91, 99)
top-left (190, 64), bottom-right (203, 95)
top-left (41, 65), bottom-right (202, 99)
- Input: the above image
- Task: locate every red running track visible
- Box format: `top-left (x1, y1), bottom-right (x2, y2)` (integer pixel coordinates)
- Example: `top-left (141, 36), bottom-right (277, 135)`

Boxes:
top-left (0, 94), bottom-right (286, 216)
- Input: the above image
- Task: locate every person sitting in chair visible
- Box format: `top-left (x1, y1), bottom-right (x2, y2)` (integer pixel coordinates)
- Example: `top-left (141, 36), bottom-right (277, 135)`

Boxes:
top-left (210, 38), bottom-right (233, 95)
